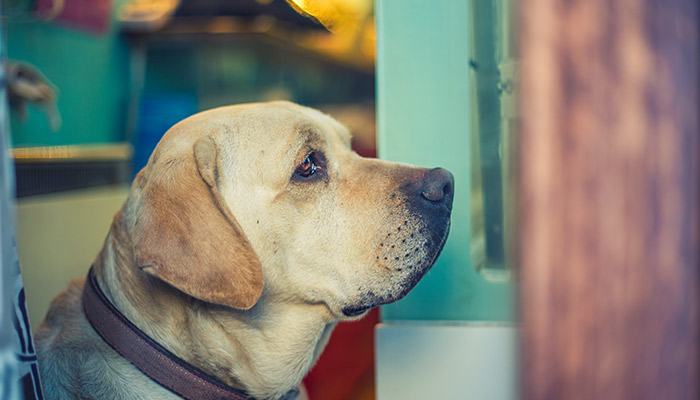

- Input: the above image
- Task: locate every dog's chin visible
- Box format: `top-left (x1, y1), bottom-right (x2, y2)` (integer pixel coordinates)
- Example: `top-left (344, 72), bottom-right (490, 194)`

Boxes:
top-left (339, 219), bottom-right (451, 320)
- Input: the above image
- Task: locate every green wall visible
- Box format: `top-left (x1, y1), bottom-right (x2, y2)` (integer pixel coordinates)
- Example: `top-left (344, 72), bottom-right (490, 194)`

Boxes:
top-left (376, 0), bottom-right (514, 321)
top-left (6, 1), bottom-right (130, 147)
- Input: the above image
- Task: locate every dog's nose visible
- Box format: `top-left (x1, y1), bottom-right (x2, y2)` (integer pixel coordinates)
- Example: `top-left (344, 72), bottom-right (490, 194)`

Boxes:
top-left (420, 168), bottom-right (454, 207)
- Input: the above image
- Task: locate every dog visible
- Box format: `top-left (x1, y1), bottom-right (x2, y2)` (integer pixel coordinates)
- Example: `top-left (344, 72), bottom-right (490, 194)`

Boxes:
top-left (35, 101), bottom-right (454, 400)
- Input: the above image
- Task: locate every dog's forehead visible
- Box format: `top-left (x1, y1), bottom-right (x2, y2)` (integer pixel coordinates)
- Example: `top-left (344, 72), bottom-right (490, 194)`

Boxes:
top-left (233, 102), bottom-right (352, 149)
top-left (147, 102), bottom-right (351, 175)
top-left (184, 102), bottom-right (349, 146)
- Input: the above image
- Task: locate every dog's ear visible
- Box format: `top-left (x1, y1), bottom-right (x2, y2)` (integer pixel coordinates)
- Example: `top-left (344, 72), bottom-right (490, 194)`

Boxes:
top-left (131, 136), bottom-right (264, 309)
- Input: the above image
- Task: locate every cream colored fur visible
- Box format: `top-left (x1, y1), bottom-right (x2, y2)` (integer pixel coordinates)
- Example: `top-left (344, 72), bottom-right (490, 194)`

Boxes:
top-left (35, 101), bottom-right (451, 400)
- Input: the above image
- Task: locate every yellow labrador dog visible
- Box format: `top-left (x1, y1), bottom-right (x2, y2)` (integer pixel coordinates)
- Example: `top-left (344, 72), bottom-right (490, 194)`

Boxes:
top-left (35, 101), bottom-right (453, 400)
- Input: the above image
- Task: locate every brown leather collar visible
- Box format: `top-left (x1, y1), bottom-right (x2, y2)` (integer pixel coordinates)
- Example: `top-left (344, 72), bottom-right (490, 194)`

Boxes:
top-left (82, 266), bottom-right (298, 400)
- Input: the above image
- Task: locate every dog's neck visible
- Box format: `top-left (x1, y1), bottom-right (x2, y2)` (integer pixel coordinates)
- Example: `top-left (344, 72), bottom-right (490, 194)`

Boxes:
top-left (93, 212), bottom-right (336, 400)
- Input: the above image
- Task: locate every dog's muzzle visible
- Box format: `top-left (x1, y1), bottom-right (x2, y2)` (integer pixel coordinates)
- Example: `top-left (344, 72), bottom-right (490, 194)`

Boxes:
top-left (341, 168), bottom-right (454, 317)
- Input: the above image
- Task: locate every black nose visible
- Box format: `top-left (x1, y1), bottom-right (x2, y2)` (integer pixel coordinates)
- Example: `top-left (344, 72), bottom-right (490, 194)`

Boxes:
top-left (420, 168), bottom-right (454, 207)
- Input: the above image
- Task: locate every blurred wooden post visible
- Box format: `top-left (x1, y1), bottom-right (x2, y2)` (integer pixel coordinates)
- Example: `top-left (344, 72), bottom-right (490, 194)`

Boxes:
top-left (518, 1), bottom-right (699, 399)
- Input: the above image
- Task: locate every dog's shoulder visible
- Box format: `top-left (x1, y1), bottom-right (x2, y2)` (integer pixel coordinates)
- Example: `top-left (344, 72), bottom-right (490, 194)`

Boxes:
top-left (35, 280), bottom-right (174, 400)
top-left (37, 279), bottom-right (84, 334)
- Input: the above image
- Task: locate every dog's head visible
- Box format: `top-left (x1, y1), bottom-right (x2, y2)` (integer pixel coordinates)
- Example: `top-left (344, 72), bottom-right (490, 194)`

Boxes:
top-left (126, 101), bottom-right (453, 319)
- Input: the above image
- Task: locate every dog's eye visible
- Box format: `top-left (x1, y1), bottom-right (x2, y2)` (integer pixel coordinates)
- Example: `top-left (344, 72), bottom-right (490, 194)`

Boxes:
top-left (295, 153), bottom-right (318, 178)
top-left (293, 151), bottom-right (327, 182)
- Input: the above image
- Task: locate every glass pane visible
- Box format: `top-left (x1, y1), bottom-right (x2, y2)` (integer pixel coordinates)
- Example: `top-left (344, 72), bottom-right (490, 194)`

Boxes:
top-left (469, 0), bottom-right (518, 281)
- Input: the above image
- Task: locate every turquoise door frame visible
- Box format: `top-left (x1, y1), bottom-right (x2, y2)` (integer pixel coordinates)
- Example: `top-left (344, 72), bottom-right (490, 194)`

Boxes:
top-left (377, 0), bottom-right (514, 322)
top-left (375, 2), bottom-right (518, 398)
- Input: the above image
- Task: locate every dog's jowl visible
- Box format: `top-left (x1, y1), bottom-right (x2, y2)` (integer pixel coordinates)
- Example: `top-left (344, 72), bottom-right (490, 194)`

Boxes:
top-left (35, 102), bottom-right (453, 400)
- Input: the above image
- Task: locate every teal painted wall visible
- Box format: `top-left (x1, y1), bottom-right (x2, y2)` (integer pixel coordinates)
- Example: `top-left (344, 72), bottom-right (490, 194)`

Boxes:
top-left (6, 1), bottom-right (130, 147)
top-left (376, 0), bottom-right (514, 321)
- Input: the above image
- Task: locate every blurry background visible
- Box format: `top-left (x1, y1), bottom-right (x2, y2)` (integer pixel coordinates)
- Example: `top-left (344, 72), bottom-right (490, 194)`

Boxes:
top-left (4, 0), bottom-right (379, 398)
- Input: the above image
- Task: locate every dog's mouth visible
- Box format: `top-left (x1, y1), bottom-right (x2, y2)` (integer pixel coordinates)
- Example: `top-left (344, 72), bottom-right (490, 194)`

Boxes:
top-left (341, 305), bottom-right (372, 317)
top-left (341, 217), bottom-right (451, 318)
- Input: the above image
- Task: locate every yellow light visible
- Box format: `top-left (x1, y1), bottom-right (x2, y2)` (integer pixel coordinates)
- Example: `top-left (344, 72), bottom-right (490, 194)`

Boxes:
top-left (286, 0), bottom-right (351, 33)
top-left (283, 0), bottom-right (376, 70)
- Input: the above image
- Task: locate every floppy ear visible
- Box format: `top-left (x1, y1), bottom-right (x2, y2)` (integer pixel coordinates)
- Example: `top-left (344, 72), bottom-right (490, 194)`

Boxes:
top-left (132, 136), bottom-right (264, 309)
